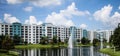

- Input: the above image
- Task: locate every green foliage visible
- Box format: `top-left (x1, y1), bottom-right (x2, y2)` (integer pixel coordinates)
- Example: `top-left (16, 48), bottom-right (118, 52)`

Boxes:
top-left (24, 41), bottom-right (27, 45)
top-left (58, 37), bottom-right (61, 42)
top-left (53, 36), bottom-right (57, 44)
top-left (81, 37), bottom-right (90, 44)
top-left (103, 38), bottom-right (107, 43)
top-left (0, 34), bottom-right (5, 48)
top-left (100, 48), bottom-right (120, 56)
top-left (111, 24), bottom-right (120, 50)
top-left (2, 35), bottom-right (14, 51)
top-left (109, 35), bottom-right (114, 43)
top-left (93, 38), bottom-right (100, 46)
top-left (40, 36), bottom-right (48, 44)
top-left (76, 39), bottom-right (80, 42)
top-left (0, 49), bottom-right (8, 53)
top-left (64, 38), bottom-right (68, 44)
top-left (13, 35), bottom-right (22, 45)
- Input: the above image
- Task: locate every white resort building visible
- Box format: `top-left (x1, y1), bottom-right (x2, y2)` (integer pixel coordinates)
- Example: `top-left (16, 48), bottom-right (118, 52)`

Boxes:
top-left (0, 22), bottom-right (113, 44)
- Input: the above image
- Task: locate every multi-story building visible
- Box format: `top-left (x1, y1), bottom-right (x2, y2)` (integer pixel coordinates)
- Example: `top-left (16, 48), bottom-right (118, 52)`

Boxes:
top-left (99, 30), bottom-right (113, 43)
top-left (0, 23), bottom-right (12, 37)
top-left (87, 30), bottom-right (113, 43)
top-left (0, 22), bottom-right (113, 44)
top-left (0, 22), bottom-right (83, 44)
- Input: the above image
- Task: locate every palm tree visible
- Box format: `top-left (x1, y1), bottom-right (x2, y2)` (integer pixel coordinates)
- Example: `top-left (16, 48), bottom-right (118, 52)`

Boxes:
top-left (0, 34), bottom-right (5, 48)
top-left (2, 35), bottom-right (14, 51)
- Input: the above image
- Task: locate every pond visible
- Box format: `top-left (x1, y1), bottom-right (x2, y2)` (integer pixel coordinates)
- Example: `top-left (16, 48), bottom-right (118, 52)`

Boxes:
top-left (17, 46), bottom-right (109, 56)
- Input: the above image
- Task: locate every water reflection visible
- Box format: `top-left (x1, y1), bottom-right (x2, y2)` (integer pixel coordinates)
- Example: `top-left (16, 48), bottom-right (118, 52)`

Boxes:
top-left (68, 48), bottom-right (72, 56)
top-left (18, 46), bottom-right (109, 56)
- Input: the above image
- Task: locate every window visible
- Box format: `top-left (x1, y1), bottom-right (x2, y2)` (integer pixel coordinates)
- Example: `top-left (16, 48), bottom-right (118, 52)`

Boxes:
top-left (2, 25), bottom-right (4, 27)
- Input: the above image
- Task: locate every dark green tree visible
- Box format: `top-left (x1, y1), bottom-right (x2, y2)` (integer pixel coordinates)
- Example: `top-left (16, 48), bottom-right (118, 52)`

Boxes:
top-left (81, 37), bottom-right (90, 44)
top-left (53, 36), bottom-right (57, 43)
top-left (0, 34), bottom-right (5, 48)
top-left (93, 38), bottom-right (100, 46)
top-left (2, 35), bottom-right (14, 51)
top-left (13, 35), bottom-right (22, 45)
top-left (76, 39), bottom-right (80, 43)
top-left (109, 35), bottom-right (114, 43)
top-left (111, 23), bottom-right (120, 50)
top-left (24, 41), bottom-right (28, 45)
top-left (64, 38), bottom-right (68, 44)
top-left (58, 37), bottom-right (61, 43)
top-left (58, 37), bottom-right (61, 46)
top-left (40, 36), bottom-right (48, 44)
top-left (103, 38), bottom-right (107, 43)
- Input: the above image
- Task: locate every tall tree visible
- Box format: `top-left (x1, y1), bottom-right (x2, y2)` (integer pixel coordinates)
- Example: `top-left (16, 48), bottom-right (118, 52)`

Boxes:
top-left (64, 38), bottom-right (68, 44)
top-left (109, 35), bottom-right (114, 43)
top-left (2, 35), bottom-right (14, 51)
top-left (0, 34), bottom-right (5, 48)
top-left (112, 24), bottom-right (120, 50)
top-left (58, 37), bottom-right (61, 43)
top-left (53, 36), bottom-right (57, 43)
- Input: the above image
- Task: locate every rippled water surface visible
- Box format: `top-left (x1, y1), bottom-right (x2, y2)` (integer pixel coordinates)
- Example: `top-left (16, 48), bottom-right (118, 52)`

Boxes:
top-left (18, 46), bottom-right (109, 56)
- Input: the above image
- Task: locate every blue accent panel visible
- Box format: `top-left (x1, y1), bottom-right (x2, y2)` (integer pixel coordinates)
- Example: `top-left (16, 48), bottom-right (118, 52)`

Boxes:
top-left (83, 29), bottom-right (88, 38)
top-left (12, 22), bottom-right (21, 37)
top-left (70, 26), bottom-right (77, 38)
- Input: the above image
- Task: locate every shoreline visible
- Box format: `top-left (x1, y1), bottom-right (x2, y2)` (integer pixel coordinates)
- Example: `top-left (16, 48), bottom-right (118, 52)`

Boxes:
top-left (0, 50), bottom-right (19, 56)
top-left (15, 44), bottom-right (68, 49)
top-left (15, 44), bottom-right (94, 49)
top-left (100, 48), bottom-right (120, 56)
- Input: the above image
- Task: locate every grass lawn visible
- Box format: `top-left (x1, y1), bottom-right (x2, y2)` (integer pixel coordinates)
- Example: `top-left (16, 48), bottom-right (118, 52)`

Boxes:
top-left (15, 43), bottom-right (97, 49)
top-left (15, 44), bottom-right (67, 49)
top-left (0, 50), bottom-right (19, 56)
top-left (100, 48), bottom-right (120, 56)
top-left (75, 43), bottom-right (93, 47)
top-left (15, 43), bottom-right (110, 49)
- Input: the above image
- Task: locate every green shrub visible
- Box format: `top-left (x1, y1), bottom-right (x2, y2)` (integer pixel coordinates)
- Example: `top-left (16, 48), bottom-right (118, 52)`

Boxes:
top-left (0, 49), bottom-right (8, 53)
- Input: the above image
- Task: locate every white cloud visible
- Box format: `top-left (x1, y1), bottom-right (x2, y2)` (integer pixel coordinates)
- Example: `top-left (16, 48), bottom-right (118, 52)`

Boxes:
top-left (29, 0), bottom-right (61, 7)
top-left (45, 2), bottom-right (90, 27)
top-left (23, 6), bottom-right (33, 12)
top-left (25, 16), bottom-right (42, 25)
top-left (119, 6), bottom-right (120, 10)
top-left (108, 12), bottom-right (120, 28)
top-left (38, 21), bottom-right (43, 25)
top-left (93, 5), bottom-right (120, 29)
top-left (4, 13), bottom-right (20, 23)
top-left (6, 0), bottom-right (61, 7)
top-left (80, 24), bottom-right (87, 29)
top-left (6, 0), bottom-right (24, 4)
top-left (25, 16), bottom-right (37, 24)
top-left (93, 5), bottom-right (112, 23)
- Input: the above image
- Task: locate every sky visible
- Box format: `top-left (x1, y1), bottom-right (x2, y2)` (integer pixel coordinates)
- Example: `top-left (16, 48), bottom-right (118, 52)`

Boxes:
top-left (0, 0), bottom-right (120, 30)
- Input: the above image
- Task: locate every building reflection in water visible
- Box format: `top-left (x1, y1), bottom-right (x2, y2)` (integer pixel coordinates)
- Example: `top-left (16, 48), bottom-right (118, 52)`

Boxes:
top-left (19, 46), bottom-right (109, 56)
top-left (68, 48), bottom-right (72, 56)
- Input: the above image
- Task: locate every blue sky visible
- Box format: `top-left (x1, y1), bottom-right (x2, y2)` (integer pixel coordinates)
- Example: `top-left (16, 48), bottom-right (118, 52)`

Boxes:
top-left (0, 0), bottom-right (120, 30)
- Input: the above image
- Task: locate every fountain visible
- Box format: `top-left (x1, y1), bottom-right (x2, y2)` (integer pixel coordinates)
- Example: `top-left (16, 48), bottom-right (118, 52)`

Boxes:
top-left (100, 32), bottom-right (103, 49)
top-left (68, 28), bottom-right (74, 48)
